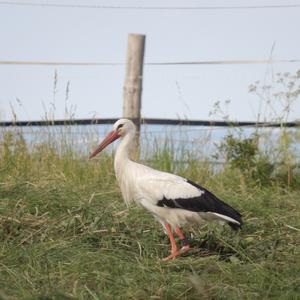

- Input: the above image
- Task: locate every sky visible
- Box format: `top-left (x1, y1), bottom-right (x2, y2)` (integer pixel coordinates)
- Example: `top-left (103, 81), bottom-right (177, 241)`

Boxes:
top-left (0, 0), bottom-right (300, 122)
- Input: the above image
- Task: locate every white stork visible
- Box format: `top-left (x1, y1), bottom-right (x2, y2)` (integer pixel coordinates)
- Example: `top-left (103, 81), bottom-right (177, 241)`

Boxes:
top-left (89, 119), bottom-right (242, 261)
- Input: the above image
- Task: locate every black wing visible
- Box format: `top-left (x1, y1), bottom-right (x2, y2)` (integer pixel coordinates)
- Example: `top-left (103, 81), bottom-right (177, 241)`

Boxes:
top-left (157, 179), bottom-right (243, 230)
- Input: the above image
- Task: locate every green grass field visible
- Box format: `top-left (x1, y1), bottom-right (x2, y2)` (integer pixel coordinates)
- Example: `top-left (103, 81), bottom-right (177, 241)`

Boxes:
top-left (0, 133), bottom-right (300, 300)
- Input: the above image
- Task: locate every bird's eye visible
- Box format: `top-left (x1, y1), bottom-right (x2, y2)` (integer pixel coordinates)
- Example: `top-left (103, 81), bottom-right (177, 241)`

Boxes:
top-left (117, 124), bottom-right (124, 130)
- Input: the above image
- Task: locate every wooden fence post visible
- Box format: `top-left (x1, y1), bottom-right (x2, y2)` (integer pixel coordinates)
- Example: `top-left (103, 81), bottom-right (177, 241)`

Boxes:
top-left (123, 34), bottom-right (145, 155)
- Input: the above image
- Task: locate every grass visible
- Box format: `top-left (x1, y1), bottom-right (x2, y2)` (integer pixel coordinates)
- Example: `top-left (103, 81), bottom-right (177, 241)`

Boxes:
top-left (0, 130), bottom-right (300, 300)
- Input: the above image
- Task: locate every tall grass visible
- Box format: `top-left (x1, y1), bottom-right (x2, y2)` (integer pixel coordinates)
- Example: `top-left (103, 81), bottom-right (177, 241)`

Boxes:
top-left (0, 125), bottom-right (299, 299)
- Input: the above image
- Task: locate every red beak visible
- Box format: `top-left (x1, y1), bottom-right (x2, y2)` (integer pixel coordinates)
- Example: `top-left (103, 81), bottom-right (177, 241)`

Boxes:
top-left (89, 130), bottom-right (120, 159)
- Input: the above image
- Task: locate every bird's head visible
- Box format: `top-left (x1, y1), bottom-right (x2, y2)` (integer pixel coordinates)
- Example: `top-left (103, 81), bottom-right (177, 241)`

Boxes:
top-left (112, 118), bottom-right (136, 137)
top-left (89, 119), bottom-right (135, 159)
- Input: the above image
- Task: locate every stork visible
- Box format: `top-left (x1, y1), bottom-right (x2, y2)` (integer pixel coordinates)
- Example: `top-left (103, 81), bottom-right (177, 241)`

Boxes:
top-left (89, 119), bottom-right (242, 261)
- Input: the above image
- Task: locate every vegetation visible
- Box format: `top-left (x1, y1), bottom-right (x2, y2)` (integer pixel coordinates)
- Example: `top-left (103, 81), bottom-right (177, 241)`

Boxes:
top-left (0, 69), bottom-right (299, 299)
top-left (0, 127), bottom-right (299, 300)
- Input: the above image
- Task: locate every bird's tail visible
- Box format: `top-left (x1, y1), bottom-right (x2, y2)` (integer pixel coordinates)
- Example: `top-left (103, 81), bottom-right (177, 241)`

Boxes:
top-left (228, 221), bottom-right (242, 231)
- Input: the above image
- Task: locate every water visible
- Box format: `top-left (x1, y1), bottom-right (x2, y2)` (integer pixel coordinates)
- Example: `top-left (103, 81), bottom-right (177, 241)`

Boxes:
top-left (1, 124), bottom-right (299, 164)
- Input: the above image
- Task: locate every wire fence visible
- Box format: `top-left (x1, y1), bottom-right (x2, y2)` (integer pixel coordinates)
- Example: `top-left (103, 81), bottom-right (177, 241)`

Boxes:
top-left (0, 117), bottom-right (299, 128)
top-left (1, 1), bottom-right (300, 10)
top-left (1, 59), bottom-right (300, 66)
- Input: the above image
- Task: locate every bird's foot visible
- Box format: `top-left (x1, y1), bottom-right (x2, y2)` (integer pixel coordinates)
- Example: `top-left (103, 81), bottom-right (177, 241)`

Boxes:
top-left (179, 245), bottom-right (191, 254)
top-left (162, 251), bottom-right (182, 261)
top-left (162, 245), bottom-right (191, 261)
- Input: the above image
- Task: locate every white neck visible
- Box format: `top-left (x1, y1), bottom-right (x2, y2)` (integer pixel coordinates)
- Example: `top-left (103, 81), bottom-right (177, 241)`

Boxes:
top-left (114, 130), bottom-right (135, 177)
top-left (114, 130), bottom-right (136, 206)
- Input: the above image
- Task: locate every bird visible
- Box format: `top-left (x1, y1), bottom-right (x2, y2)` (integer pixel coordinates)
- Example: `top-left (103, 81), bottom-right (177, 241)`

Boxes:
top-left (89, 119), bottom-right (243, 261)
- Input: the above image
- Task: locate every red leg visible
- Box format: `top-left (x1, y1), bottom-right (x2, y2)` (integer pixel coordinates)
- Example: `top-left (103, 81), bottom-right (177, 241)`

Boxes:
top-left (163, 223), bottom-right (179, 261)
top-left (164, 223), bottom-right (178, 260)
top-left (166, 223), bottom-right (177, 253)
top-left (163, 224), bottom-right (191, 261)
top-left (175, 226), bottom-right (185, 240)
top-left (175, 226), bottom-right (191, 255)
